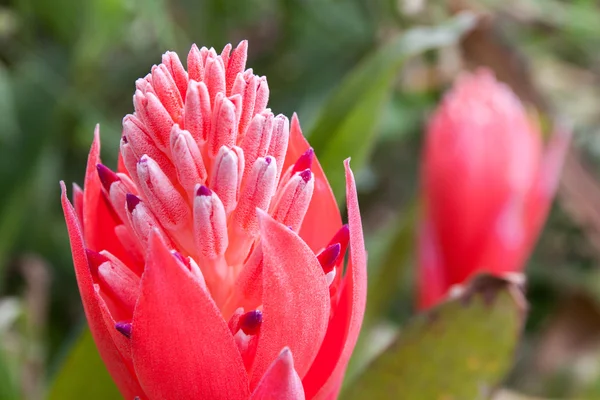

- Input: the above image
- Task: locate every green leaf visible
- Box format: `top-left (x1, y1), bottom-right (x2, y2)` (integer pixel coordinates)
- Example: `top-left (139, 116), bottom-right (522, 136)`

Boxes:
top-left (343, 275), bottom-right (527, 400)
top-left (365, 202), bottom-right (417, 324)
top-left (308, 12), bottom-right (477, 200)
top-left (0, 346), bottom-right (19, 400)
top-left (48, 328), bottom-right (122, 400)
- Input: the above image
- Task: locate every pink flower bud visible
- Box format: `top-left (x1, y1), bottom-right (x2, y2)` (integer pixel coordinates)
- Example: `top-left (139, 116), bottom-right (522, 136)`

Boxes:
top-left (418, 70), bottom-right (570, 309)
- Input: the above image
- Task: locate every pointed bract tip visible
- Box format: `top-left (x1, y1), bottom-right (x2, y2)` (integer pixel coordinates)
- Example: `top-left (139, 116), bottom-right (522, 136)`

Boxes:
top-left (278, 347), bottom-right (294, 365)
top-left (280, 346), bottom-right (291, 356)
top-left (96, 164), bottom-right (120, 191)
top-left (292, 148), bottom-right (314, 174)
top-left (239, 310), bottom-right (263, 336)
top-left (115, 322), bottom-right (132, 339)
top-left (85, 249), bottom-right (109, 276)
top-left (196, 185), bottom-right (212, 197)
top-left (126, 193), bottom-right (141, 213)
top-left (329, 224), bottom-right (350, 247)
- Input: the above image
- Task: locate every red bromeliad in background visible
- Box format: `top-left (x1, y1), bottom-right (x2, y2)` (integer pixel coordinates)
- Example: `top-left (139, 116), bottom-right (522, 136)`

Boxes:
top-left (61, 41), bottom-right (367, 400)
top-left (418, 70), bottom-right (570, 310)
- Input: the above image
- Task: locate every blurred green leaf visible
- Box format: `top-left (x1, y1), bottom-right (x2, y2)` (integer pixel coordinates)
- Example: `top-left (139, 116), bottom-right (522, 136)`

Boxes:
top-left (0, 181), bottom-right (30, 289)
top-left (308, 12), bottom-right (477, 200)
top-left (0, 346), bottom-right (18, 400)
top-left (366, 203), bottom-right (417, 323)
top-left (0, 64), bottom-right (18, 143)
top-left (343, 275), bottom-right (526, 400)
top-left (48, 328), bottom-right (121, 400)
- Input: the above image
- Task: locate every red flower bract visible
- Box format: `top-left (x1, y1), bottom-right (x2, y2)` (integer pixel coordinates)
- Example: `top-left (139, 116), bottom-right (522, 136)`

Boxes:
top-left (60, 41), bottom-right (367, 400)
top-left (418, 69), bottom-right (570, 310)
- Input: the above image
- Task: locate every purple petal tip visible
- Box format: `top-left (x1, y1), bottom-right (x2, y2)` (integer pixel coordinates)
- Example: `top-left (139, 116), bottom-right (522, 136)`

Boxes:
top-left (96, 164), bottom-right (120, 191)
top-left (299, 169), bottom-right (312, 183)
top-left (292, 148), bottom-right (314, 174)
top-left (317, 243), bottom-right (341, 273)
top-left (115, 322), bottom-right (132, 339)
top-left (240, 310), bottom-right (263, 336)
top-left (196, 185), bottom-right (212, 197)
top-left (126, 193), bottom-right (141, 213)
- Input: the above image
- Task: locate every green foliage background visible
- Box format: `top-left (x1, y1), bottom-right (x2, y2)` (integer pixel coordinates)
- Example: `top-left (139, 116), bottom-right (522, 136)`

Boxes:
top-left (1, 0), bottom-right (600, 399)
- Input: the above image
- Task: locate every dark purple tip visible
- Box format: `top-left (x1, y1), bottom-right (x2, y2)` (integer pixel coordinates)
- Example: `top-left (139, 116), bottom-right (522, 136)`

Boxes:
top-left (115, 322), bottom-right (132, 339)
top-left (196, 185), bottom-right (212, 197)
top-left (239, 310), bottom-right (263, 336)
top-left (264, 156), bottom-right (272, 165)
top-left (317, 243), bottom-right (341, 273)
top-left (126, 193), bottom-right (141, 213)
top-left (85, 249), bottom-right (109, 278)
top-left (299, 169), bottom-right (312, 183)
top-left (292, 148), bottom-right (314, 174)
top-left (121, 135), bottom-right (128, 144)
top-left (96, 164), bottom-right (120, 191)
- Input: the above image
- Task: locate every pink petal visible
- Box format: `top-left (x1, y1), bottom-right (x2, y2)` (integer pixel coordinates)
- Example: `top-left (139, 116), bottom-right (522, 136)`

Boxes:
top-left (250, 210), bottom-right (330, 389)
top-left (284, 113), bottom-right (342, 252)
top-left (250, 348), bottom-right (305, 400)
top-left (61, 182), bottom-right (145, 399)
top-left (131, 232), bottom-right (249, 400)
top-left (303, 159), bottom-right (367, 399)
top-left (83, 126), bottom-right (137, 266)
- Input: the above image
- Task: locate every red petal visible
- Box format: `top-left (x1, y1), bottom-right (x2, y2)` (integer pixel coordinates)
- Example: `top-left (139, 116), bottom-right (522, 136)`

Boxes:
top-left (250, 210), bottom-right (330, 388)
top-left (131, 232), bottom-right (249, 400)
top-left (303, 160), bottom-right (367, 399)
top-left (61, 182), bottom-right (145, 399)
top-left (250, 348), bottom-right (305, 400)
top-left (284, 113), bottom-right (342, 252)
top-left (72, 183), bottom-right (84, 227)
top-left (117, 151), bottom-right (128, 175)
top-left (223, 245), bottom-right (263, 319)
top-left (94, 284), bottom-right (132, 358)
top-left (83, 126), bottom-right (136, 266)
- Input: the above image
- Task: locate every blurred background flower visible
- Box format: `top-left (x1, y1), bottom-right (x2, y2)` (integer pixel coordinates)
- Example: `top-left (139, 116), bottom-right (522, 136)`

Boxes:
top-left (1, 0), bottom-right (600, 399)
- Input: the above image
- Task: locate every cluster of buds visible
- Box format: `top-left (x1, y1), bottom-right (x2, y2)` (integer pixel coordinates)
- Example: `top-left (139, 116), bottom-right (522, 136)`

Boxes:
top-left (61, 41), bottom-right (366, 400)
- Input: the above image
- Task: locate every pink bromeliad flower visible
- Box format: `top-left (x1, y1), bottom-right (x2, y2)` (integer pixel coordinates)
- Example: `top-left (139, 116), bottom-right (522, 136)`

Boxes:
top-left (60, 41), bottom-right (366, 400)
top-left (418, 69), bottom-right (569, 310)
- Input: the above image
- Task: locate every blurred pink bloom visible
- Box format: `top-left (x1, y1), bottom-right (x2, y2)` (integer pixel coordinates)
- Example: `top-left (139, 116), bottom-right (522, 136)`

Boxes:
top-left (418, 69), bottom-right (570, 310)
top-left (61, 41), bottom-right (366, 399)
